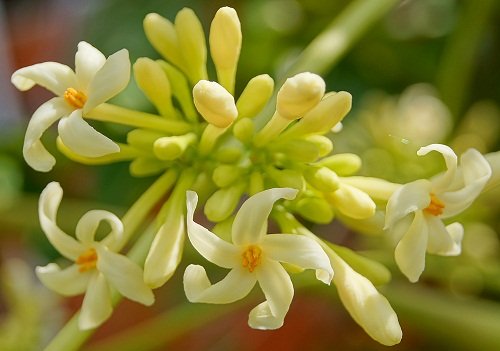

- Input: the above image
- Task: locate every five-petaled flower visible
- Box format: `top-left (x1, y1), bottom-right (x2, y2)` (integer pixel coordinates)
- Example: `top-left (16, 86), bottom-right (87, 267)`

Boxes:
top-left (11, 41), bottom-right (130, 172)
top-left (183, 188), bottom-right (334, 330)
top-left (35, 182), bottom-right (154, 330)
top-left (385, 144), bottom-right (492, 282)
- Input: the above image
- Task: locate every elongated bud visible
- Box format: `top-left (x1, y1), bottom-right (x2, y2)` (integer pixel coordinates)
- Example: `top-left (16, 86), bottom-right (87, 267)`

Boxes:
top-left (134, 58), bottom-right (177, 118)
top-left (317, 153), bottom-right (362, 176)
top-left (193, 80), bottom-right (238, 128)
top-left (295, 197), bottom-right (334, 224)
top-left (283, 91), bottom-right (352, 138)
top-left (127, 129), bottom-right (166, 152)
top-left (190, 171), bottom-right (216, 205)
top-left (153, 133), bottom-right (196, 160)
top-left (267, 167), bottom-right (305, 191)
top-left (304, 135), bottom-right (333, 157)
top-left (340, 176), bottom-right (401, 201)
top-left (210, 7), bottom-right (241, 94)
top-left (143, 13), bottom-right (183, 69)
top-left (129, 157), bottom-right (168, 177)
top-left (249, 171), bottom-right (264, 195)
top-left (215, 146), bottom-right (243, 163)
top-left (212, 164), bottom-right (244, 187)
top-left (305, 166), bottom-right (340, 192)
top-left (204, 183), bottom-right (246, 222)
top-left (326, 184), bottom-right (376, 219)
top-left (270, 139), bottom-right (321, 163)
top-left (175, 8), bottom-right (208, 83)
top-left (277, 72), bottom-right (325, 120)
top-left (236, 74), bottom-right (274, 119)
top-left (233, 118), bottom-right (254, 143)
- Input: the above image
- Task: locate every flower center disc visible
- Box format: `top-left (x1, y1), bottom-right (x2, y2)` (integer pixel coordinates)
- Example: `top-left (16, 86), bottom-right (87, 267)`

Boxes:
top-left (64, 87), bottom-right (87, 109)
top-left (242, 245), bottom-right (262, 272)
top-left (424, 193), bottom-right (445, 216)
top-left (76, 248), bottom-right (97, 272)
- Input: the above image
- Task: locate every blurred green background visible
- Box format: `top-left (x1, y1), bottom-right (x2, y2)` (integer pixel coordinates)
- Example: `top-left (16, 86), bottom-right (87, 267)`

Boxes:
top-left (1, 0), bottom-right (500, 350)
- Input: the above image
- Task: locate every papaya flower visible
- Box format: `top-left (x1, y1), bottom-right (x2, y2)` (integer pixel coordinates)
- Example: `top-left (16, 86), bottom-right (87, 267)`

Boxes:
top-left (385, 144), bottom-right (491, 282)
top-left (35, 182), bottom-right (154, 330)
top-left (183, 188), bottom-right (333, 330)
top-left (11, 41), bottom-right (130, 172)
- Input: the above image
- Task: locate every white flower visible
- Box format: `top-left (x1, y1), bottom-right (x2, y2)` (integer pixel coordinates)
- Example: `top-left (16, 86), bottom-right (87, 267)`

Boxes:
top-left (11, 41), bottom-right (130, 172)
top-left (385, 144), bottom-right (492, 282)
top-left (35, 182), bottom-right (154, 330)
top-left (183, 188), bottom-right (333, 329)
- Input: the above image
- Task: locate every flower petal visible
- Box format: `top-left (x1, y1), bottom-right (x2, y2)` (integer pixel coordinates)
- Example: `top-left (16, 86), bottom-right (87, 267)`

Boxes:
top-left (329, 251), bottom-right (402, 346)
top-left (58, 109), bottom-right (120, 157)
top-left (250, 260), bottom-right (293, 329)
top-left (418, 144), bottom-right (457, 192)
top-left (232, 188), bottom-right (298, 246)
top-left (39, 182), bottom-right (85, 260)
top-left (394, 211), bottom-right (428, 282)
top-left (11, 62), bottom-right (77, 96)
top-left (426, 217), bottom-right (462, 256)
top-left (261, 234), bottom-right (333, 284)
top-left (84, 48), bottom-right (130, 112)
top-left (75, 210), bottom-right (123, 249)
top-left (23, 97), bottom-right (72, 172)
top-left (183, 264), bottom-right (256, 303)
top-left (36, 263), bottom-right (90, 296)
top-left (440, 148), bottom-right (491, 218)
top-left (385, 179), bottom-right (431, 229)
top-left (75, 41), bottom-right (106, 92)
top-left (95, 245), bottom-right (154, 306)
top-left (78, 272), bottom-right (113, 330)
top-left (186, 191), bottom-right (239, 268)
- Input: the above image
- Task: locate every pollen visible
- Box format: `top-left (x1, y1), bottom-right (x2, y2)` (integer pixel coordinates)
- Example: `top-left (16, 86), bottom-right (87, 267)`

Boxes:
top-left (242, 245), bottom-right (262, 272)
top-left (76, 248), bottom-right (97, 273)
top-left (424, 193), bottom-right (445, 216)
top-left (64, 87), bottom-right (87, 109)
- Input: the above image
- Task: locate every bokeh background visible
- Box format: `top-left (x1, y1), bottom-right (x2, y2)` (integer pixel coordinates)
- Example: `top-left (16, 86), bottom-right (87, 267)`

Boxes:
top-left (1, 0), bottom-right (500, 350)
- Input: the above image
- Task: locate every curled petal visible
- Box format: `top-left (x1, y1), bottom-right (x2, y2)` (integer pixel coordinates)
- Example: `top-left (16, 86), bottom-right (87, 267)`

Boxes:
top-left (36, 263), bottom-right (90, 296)
top-left (183, 264), bottom-right (256, 303)
top-left (329, 252), bottom-right (402, 346)
top-left (261, 234), bottom-right (333, 284)
top-left (58, 109), bottom-right (120, 157)
top-left (75, 41), bottom-right (106, 92)
top-left (96, 245), bottom-right (154, 306)
top-left (84, 48), bottom-right (130, 112)
top-left (426, 218), bottom-right (463, 256)
top-left (11, 62), bottom-right (77, 96)
top-left (385, 179), bottom-right (431, 229)
top-left (394, 211), bottom-right (428, 282)
top-left (251, 260), bottom-right (293, 330)
top-left (75, 210), bottom-right (123, 249)
top-left (79, 272), bottom-right (112, 330)
top-left (232, 188), bottom-right (298, 246)
top-left (186, 191), bottom-right (239, 268)
top-left (23, 97), bottom-right (72, 172)
top-left (418, 144), bottom-right (457, 192)
top-left (39, 182), bottom-right (85, 260)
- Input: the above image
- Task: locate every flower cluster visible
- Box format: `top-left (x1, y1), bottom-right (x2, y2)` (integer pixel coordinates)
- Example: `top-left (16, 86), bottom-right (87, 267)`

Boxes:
top-left (11, 5), bottom-right (493, 348)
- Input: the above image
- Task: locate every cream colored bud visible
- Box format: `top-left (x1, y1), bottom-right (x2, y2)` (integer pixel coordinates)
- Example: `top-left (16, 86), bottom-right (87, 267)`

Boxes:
top-left (193, 80), bottom-right (238, 128)
top-left (143, 13), bottom-right (183, 69)
top-left (305, 135), bottom-right (333, 157)
top-left (236, 74), bottom-right (274, 119)
top-left (305, 166), bottom-right (340, 192)
top-left (326, 184), bottom-right (376, 220)
top-left (317, 153), bottom-right (362, 176)
top-left (153, 133), bottom-right (196, 160)
top-left (277, 72), bottom-right (325, 120)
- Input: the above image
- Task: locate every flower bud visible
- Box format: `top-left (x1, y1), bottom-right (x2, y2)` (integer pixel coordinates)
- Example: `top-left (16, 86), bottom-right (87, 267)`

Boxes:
top-left (277, 72), bottom-right (325, 120)
top-left (193, 80), bottom-right (238, 128)
top-left (129, 157), bottom-right (168, 177)
top-left (215, 146), bottom-right (243, 163)
top-left (249, 171), bottom-right (264, 195)
top-left (143, 13), bottom-right (183, 69)
top-left (267, 168), bottom-right (305, 191)
top-left (236, 74), bottom-right (274, 119)
top-left (212, 164), bottom-right (244, 187)
top-left (233, 118), bottom-right (254, 143)
top-left (326, 184), bottom-right (376, 219)
top-left (295, 197), bottom-right (334, 224)
top-left (304, 135), bottom-right (333, 157)
top-left (317, 153), bottom-right (362, 176)
top-left (127, 129), bottom-right (165, 152)
top-left (204, 183), bottom-right (246, 222)
top-left (305, 166), bottom-right (340, 192)
top-left (153, 133), bottom-right (196, 160)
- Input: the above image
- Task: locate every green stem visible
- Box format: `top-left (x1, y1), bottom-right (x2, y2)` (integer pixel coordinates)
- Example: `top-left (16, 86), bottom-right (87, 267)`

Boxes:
top-left (86, 103), bottom-right (192, 134)
top-left (436, 0), bottom-right (496, 119)
top-left (283, 0), bottom-right (400, 77)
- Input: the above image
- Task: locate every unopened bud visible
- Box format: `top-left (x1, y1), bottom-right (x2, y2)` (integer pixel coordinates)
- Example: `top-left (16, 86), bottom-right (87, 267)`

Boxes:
top-left (153, 133), bottom-right (196, 160)
top-left (193, 80), bottom-right (238, 128)
top-left (267, 167), bottom-right (305, 191)
top-left (295, 197), bottom-right (334, 224)
top-left (326, 184), bottom-right (376, 219)
top-left (205, 183), bottom-right (246, 222)
top-left (305, 166), bottom-right (340, 192)
top-left (233, 118), bottom-right (254, 143)
top-left (317, 153), bottom-right (362, 176)
top-left (212, 164), bottom-right (244, 187)
top-left (304, 135), bottom-right (333, 157)
top-left (236, 74), bottom-right (274, 119)
top-left (143, 13), bottom-right (183, 69)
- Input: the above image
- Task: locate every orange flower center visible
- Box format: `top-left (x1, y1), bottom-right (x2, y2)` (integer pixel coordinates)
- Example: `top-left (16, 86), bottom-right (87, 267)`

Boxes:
top-left (424, 193), bottom-right (445, 216)
top-left (242, 245), bottom-right (262, 272)
top-left (76, 248), bottom-right (97, 273)
top-left (64, 87), bottom-right (87, 109)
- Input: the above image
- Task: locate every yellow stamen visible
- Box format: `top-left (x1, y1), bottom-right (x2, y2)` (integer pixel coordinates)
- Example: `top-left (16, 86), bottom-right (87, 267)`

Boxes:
top-left (241, 245), bottom-right (262, 273)
top-left (64, 87), bottom-right (87, 109)
top-left (424, 193), bottom-right (445, 216)
top-left (76, 248), bottom-right (97, 273)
